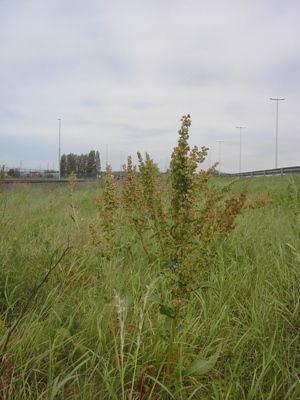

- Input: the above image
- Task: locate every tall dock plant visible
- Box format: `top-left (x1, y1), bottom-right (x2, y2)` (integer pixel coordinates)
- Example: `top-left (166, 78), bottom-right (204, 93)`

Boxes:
top-left (164, 115), bottom-right (249, 298)
top-left (129, 115), bottom-right (250, 375)
top-left (93, 115), bottom-right (251, 379)
top-left (161, 115), bottom-right (249, 374)
top-left (130, 115), bottom-right (249, 301)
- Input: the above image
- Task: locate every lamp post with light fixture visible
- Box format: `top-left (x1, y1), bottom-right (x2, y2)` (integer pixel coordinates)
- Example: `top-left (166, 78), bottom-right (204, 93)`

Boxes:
top-left (236, 126), bottom-right (246, 174)
top-left (58, 119), bottom-right (61, 180)
top-left (270, 97), bottom-right (285, 168)
top-left (216, 140), bottom-right (223, 176)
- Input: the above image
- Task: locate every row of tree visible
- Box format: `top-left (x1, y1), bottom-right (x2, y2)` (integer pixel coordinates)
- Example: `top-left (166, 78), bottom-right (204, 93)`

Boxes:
top-left (60, 150), bottom-right (101, 178)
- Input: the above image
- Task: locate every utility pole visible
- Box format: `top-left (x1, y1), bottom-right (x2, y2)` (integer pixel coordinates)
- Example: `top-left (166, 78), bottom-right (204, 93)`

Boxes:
top-left (270, 97), bottom-right (285, 168)
top-left (236, 126), bottom-right (246, 174)
top-left (58, 119), bottom-right (61, 179)
top-left (216, 140), bottom-right (223, 176)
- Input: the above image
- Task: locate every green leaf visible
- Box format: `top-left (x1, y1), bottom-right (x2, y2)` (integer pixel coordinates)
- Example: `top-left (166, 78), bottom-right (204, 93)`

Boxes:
top-left (50, 358), bottom-right (89, 400)
top-left (50, 375), bottom-right (76, 400)
top-left (192, 281), bottom-right (219, 291)
top-left (147, 295), bottom-right (174, 318)
top-left (184, 344), bottom-right (222, 376)
top-left (159, 304), bottom-right (175, 318)
top-left (147, 295), bottom-right (164, 305)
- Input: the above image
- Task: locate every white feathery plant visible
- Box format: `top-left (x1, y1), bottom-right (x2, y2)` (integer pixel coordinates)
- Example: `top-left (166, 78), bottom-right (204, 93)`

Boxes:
top-left (113, 289), bottom-right (126, 399)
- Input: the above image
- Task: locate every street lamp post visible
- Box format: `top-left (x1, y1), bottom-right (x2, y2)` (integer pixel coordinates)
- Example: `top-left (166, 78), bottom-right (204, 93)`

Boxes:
top-left (216, 140), bottom-right (223, 176)
top-left (209, 148), bottom-right (213, 168)
top-left (58, 119), bottom-right (61, 180)
top-left (236, 126), bottom-right (246, 174)
top-left (270, 97), bottom-right (285, 168)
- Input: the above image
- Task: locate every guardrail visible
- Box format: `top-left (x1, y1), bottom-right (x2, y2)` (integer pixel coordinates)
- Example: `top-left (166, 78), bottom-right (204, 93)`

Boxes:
top-left (4, 178), bottom-right (88, 185)
top-left (222, 166), bottom-right (300, 178)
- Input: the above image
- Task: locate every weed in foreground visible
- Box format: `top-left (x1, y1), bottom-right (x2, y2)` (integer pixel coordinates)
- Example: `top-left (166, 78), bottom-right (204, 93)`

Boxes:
top-left (92, 114), bottom-right (255, 391)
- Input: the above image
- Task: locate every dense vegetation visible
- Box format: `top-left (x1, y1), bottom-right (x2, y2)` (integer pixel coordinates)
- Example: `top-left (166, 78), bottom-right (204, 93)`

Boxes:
top-left (0, 119), bottom-right (300, 399)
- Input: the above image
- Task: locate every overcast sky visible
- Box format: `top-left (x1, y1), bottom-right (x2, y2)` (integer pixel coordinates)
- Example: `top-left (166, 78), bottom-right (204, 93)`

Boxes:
top-left (1, 0), bottom-right (299, 173)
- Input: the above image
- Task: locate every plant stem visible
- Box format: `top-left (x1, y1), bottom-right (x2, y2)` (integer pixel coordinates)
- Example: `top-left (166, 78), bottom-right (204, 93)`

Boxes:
top-left (166, 304), bottom-right (180, 376)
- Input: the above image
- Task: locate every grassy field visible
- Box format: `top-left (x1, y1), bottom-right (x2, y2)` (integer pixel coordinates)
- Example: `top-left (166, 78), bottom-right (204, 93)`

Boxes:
top-left (0, 174), bottom-right (300, 399)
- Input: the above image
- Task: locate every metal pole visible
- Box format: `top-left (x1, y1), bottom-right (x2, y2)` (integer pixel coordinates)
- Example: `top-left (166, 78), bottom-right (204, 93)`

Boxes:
top-left (58, 119), bottom-right (61, 179)
top-left (216, 140), bottom-right (223, 176)
top-left (270, 97), bottom-right (285, 168)
top-left (236, 126), bottom-right (246, 174)
top-left (276, 100), bottom-right (278, 168)
top-left (106, 144), bottom-right (108, 167)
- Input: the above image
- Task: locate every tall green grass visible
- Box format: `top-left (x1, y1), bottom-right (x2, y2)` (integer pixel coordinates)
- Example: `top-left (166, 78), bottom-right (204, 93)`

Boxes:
top-left (0, 176), bottom-right (299, 399)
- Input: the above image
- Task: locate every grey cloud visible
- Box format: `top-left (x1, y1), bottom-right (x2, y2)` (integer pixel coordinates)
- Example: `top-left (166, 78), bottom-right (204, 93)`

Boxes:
top-left (1, 0), bottom-right (300, 172)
